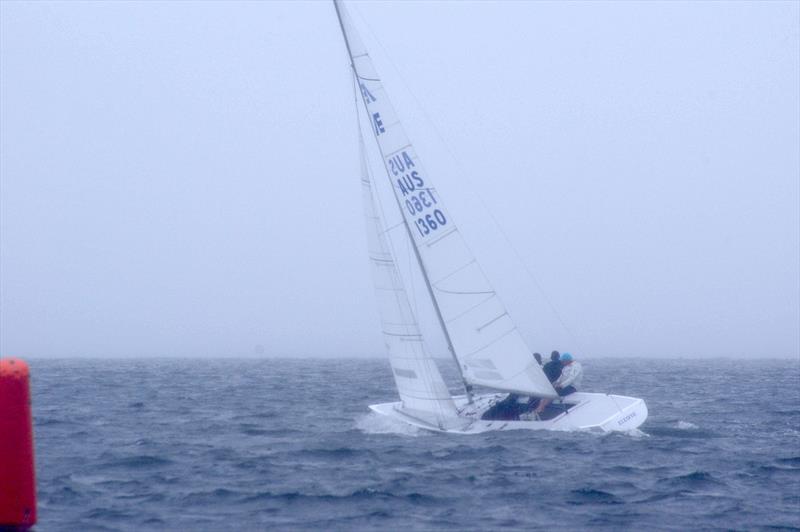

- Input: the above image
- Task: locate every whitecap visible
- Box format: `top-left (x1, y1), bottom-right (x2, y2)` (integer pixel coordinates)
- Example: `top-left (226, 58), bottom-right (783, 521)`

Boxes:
top-left (624, 428), bottom-right (651, 439)
top-left (676, 420), bottom-right (699, 430)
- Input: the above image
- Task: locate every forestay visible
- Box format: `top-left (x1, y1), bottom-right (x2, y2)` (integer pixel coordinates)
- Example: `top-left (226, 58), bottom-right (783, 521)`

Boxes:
top-left (360, 131), bottom-right (461, 429)
top-left (335, 1), bottom-right (556, 398)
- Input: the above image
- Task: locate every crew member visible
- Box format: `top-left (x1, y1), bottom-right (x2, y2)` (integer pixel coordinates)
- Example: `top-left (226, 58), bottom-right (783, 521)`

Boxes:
top-left (552, 353), bottom-right (582, 396)
top-left (535, 352), bottom-right (582, 415)
top-left (543, 351), bottom-right (562, 383)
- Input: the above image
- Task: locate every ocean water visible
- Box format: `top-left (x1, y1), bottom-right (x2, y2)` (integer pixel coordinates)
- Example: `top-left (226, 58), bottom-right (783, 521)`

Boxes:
top-left (28, 357), bottom-right (800, 531)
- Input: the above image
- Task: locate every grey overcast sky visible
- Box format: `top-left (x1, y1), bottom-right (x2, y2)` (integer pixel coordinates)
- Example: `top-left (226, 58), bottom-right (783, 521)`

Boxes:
top-left (1, 1), bottom-right (798, 359)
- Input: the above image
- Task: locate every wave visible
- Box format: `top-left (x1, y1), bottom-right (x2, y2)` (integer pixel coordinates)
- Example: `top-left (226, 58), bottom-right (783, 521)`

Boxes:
top-left (237, 423), bottom-right (272, 436)
top-left (567, 488), bottom-right (623, 505)
top-left (85, 507), bottom-right (136, 521)
top-left (645, 421), bottom-right (713, 439)
top-left (240, 488), bottom-right (438, 505)
top-left (180, 488), bottom-right (243, 505)
top-left (98, 455), bottom-right (174, 469)
top-left (35, 417), bottom-right (79, 426)
top-left (44, 485), bottom-right (85, 505)
top-left (295, 447), bottom-right (370, 460)
top-left (425, 444), bottom-right (509, 461)
top-left (605, 427), bottom-right (650, 439)
top-left (602, 464), bottom-right (643, 475)
top-left (657, 470), bottom-right (724, 489)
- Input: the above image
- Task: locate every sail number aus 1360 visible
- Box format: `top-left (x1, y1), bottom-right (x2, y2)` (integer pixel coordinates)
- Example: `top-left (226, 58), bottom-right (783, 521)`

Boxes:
top-left (404, 188), bottom-right (447, 237)
top-left (415, 210), bottom-right (447, 236)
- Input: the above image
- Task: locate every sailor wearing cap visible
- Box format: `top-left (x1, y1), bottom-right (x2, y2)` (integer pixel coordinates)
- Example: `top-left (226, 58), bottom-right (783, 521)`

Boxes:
top-left (553, 353), bottom-right (582, 397)
top-left (534, 352), bottom-right (584, 416)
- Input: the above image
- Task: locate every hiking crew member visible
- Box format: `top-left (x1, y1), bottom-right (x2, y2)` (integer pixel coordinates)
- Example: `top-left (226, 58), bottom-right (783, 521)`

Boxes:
top-left (543, 351), bottom-right (562, 383)
top-left (553, 353), bottom-right (582, 396)
top-left (535, 352), bottom-right (582, 415)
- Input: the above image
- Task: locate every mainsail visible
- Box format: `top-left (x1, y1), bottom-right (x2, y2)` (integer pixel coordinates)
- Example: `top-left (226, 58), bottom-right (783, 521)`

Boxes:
top-left (336, 1), bottom-right (556, 399)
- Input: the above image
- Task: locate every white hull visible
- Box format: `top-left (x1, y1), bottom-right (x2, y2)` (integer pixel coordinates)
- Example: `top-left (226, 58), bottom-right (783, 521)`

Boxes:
top-left (369, 392), bottom-right (648, 434)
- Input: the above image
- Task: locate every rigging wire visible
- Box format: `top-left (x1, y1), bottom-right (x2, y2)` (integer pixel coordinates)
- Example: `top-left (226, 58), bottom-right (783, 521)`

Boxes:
top-left (351, 4), bottom-right (585, 354)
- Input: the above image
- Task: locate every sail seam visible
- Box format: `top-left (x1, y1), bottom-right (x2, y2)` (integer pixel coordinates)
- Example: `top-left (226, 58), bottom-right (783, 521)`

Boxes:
top-left (443, 294), bottom-right (496, 324)
top-left (434, 287), bottom-right (495, 296)
top-left (423, 228), bottom-right (457, 248)
top-left (381, 331), bottom-right (423, 338)
top-left (385, 144), bottom-right (412, 157)
top-left (431, 259), bottom-right (477, 286)
top-left (382, 221), bottom-right (404, 234)
top-left (463, 327), bottom-right (517, 358)
top-left (477, 312), bottom-right (508, 332)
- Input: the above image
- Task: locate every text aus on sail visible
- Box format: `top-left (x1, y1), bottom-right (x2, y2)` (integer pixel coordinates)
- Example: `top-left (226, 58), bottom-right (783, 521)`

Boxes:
top-left (387, 150), bottom-right (447, 239)
top-left (360, 80), bottom-right (448, 241)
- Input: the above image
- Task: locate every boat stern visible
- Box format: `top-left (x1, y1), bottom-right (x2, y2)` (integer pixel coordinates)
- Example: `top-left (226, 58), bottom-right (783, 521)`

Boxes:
top-left (599, 394), bottom-right (648, 432)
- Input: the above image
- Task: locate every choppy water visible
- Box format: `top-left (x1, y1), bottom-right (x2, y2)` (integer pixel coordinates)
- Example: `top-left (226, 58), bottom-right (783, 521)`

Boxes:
top-left (28, 358), bottom-right (800, 530)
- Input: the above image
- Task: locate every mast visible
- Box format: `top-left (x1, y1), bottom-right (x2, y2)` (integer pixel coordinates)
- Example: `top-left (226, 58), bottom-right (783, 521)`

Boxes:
top-left (333, 0), bottom-right (473, 403)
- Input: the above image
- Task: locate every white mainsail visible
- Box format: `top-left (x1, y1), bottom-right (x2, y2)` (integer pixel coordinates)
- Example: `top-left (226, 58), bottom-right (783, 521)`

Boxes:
top-left (360, 131), bottom-right (461, 429)
top-left (336, 1), bottom-right (556, 399)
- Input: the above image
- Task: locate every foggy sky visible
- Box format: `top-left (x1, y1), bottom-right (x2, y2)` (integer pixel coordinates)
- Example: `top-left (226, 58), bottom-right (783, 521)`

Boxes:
top-left (1, 1), bottom-right (798, 359)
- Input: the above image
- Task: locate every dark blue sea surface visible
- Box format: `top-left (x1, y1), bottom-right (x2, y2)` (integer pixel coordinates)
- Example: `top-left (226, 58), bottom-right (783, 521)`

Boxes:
top-left (29, 358), bottom-right (800, 531)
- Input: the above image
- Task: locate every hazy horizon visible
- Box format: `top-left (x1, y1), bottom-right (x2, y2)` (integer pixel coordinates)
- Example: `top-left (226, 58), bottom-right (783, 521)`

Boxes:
top-left (13, 353), bottom-right (800, 361)
top-left (2, 1), bottom-right (798, 360)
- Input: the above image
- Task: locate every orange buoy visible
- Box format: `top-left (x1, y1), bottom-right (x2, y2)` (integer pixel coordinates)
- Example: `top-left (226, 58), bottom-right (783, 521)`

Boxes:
top-left (0, 358), bottom-right (37, 529)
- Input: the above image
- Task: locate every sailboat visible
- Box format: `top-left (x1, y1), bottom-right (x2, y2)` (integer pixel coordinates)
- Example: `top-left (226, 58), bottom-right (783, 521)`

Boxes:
top-left (334, 1), bottom-right (647, 433)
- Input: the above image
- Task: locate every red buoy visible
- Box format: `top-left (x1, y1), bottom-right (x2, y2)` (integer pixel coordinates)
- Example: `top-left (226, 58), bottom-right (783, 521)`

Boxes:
top-left (0, 358), bottom-right (37, 528)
